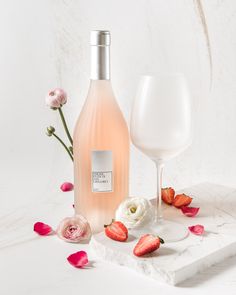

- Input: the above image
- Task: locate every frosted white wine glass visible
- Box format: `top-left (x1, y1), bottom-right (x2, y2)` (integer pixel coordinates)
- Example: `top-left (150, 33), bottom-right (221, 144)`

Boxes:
top-left (130, 74), bottom-right (192, 242)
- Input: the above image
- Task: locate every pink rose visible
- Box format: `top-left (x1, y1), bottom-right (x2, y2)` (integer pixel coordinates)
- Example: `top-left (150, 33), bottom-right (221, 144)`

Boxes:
top-left (45, 88), bottom-right (67, 109)
top-left (56, 215), bottom-right (91, 243)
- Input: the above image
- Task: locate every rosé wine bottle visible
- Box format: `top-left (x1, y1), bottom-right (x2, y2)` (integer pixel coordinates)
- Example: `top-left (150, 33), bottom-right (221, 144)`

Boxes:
top-left (73, 31), bottom-right (129, 233)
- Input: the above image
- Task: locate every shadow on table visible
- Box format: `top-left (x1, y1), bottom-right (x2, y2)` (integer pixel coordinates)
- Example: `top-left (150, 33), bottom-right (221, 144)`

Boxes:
top-left (83, 260), bottom-right (96, 269)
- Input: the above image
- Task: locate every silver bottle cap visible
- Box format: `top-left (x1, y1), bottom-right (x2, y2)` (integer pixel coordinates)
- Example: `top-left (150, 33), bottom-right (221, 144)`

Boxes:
top-left (90, 30), bottom-right (110, 46)
top-left (90, 30), bottom-right (110, 80)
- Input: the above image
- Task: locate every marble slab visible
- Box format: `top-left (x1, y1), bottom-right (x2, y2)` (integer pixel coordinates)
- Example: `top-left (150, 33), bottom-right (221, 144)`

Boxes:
top-left (90, 183), bottom-right (236, 285)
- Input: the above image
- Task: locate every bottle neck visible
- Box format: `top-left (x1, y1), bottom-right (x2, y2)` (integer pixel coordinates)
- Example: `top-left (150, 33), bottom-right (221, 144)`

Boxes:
top-left (90, 44), bottom-right (110, 80)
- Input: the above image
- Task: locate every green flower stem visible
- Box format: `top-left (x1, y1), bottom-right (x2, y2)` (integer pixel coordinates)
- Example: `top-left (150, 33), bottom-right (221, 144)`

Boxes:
top-left (58, 107), bottom-right (73, 146)
top-left (52, 133), bottom-right (73, 162)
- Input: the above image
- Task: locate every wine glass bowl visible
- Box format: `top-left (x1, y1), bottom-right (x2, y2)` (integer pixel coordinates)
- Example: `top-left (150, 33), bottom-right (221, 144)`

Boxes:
top-left (130, 73), bottom-right (192, 242)
top-left (131, 74), bottom-right (192, 162)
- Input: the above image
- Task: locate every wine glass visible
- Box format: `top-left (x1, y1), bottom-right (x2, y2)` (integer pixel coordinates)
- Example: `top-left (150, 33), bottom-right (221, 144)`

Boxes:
top-left (130, 73), bottom-right (192, 242)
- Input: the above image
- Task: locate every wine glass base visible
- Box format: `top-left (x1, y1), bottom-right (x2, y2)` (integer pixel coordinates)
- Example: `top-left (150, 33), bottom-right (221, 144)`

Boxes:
top-left (131, 220), bottom-right (188, 243)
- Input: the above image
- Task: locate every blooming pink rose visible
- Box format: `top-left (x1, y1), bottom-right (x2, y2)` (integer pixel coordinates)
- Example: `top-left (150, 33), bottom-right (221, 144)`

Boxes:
top-left (45, 88), bottom-right (67, 109)
top-left (57, 215), bottom-right (91, 243)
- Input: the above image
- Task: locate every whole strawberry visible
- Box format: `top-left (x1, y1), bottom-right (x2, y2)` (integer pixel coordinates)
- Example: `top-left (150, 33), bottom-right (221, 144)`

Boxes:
top-left (104, 220), bottom-right (128, 242)
top-left (133, 234), bottom-right (164, 257)
top-left (161, 187), bottom-right (175, 205)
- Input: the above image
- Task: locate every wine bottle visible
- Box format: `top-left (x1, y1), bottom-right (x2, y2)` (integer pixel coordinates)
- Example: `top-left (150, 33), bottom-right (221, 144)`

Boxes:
top-left (73, 30), bottom-right (129, 233)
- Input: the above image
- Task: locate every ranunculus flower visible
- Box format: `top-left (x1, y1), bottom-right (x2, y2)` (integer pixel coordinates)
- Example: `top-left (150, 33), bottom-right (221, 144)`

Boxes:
top-left (188, 224), bottom-right (204, 235)
top-left (34, 222), bottom-right (53, 236)
top-left (181, 206), bottom-right (200, 217)
top-left (57, 215), bottom-right (91, 243)
top-left (67, 251), bottom-right (88, 268)
top-left (60, 182), bottom-right (74, 192)
top-left (45, 88), bottom-right (67, 109)
top-left (115, 197), bottom-right (153, 229)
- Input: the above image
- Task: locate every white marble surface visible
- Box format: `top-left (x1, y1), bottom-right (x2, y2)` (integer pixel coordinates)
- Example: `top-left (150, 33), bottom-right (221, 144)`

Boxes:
top-left (1, 183), bottom-right (236, 294)
top-left (91, 183), bottom-right (236, 285)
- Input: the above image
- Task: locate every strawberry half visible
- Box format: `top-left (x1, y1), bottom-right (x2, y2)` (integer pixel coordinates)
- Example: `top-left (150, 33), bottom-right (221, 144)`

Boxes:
top-left (104, 220), bottom-right (128, 242)
top-left (133, 234), bottom-right (164, 257)
top-left (161, 187), bottom-right (175, 205)
top-left (173, 193), bottom-right (192, 208)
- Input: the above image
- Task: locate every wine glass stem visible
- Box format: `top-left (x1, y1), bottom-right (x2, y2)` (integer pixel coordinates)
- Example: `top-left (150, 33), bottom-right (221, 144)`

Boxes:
top-left (155, 161), bottom-right (164, 224)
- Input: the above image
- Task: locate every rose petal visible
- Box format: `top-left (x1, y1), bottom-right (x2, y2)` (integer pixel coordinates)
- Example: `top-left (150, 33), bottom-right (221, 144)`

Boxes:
top-left (188, 224), bottom-right (204, 235)
top-left (60, 182), bottom-right (74, 192)
top-left (181, 206), bottom-right (200, 217)
top-left (67, 251), bottom-right (88, 268)
top-left (34, 222), bottom-right (53, 236)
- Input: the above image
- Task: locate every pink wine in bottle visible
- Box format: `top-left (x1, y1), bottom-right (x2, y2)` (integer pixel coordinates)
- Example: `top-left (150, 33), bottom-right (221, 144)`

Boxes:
top-left (73, 30), bottom-right (129, 233)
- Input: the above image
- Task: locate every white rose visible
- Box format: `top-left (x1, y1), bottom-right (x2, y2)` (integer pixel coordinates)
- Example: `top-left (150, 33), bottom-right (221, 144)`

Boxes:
top-left (115, 197), bottom-right (153, 229)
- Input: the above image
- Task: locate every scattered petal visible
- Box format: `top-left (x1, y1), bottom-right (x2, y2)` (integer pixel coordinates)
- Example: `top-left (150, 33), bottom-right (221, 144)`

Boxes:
top-left (188, 224), bottom-right (204, 235)
top-left (67, 251), bottom-right (88, 268)
top-left (60, 182), bottom-right (74, 192)
top-left (34, 222), bottom-right (53, 236)
top-left (181, 206), bottom-right (200, 217)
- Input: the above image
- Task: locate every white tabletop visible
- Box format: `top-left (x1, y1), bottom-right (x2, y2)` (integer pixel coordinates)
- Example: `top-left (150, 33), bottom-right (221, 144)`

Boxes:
top-left (1, 184), bottom-right (236, 295)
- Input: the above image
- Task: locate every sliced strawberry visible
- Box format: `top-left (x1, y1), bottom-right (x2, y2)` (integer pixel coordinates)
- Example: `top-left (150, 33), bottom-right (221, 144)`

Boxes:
top-left (173, 193), bottom-right (192, 208)
top-left (161, 187), bottom-right (175, 205)
top-left (133, 234), bottom-right (164, 257)
top-left (104, 220), bottom-right (128, 242)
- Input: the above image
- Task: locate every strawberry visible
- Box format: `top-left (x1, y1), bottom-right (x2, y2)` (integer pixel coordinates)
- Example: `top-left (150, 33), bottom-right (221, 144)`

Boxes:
top-left (161, 187), bottom-right (175, 205)
top-left (133, 234), bottom-right (164, 257)
top-left (173, 193), bottom-right (192, 208)
top-left (104, 220), bottom-right (128, 242)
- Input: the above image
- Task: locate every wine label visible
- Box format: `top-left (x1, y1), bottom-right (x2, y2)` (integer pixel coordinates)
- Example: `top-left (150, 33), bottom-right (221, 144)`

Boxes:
top-left (91, 150), bottom-right (113, 193)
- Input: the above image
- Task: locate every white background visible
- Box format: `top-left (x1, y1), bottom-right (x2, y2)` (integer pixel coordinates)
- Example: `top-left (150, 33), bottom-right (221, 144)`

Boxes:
top-left (0, 1), bottom-right (236, 294)
top-left (1, 0), bottom-right (235, 212)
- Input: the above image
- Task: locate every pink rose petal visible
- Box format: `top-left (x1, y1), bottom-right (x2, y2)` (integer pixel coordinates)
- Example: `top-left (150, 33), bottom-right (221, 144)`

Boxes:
top-left (181, 206), bottom-right (200, 217)
top-left (67, 251), bottom-right (88, 268)
top-left (60, 182), bottom-right (74, 192)
top-left (188, 224), bottom-right (204, 235)
top-left (34, 222), bottom-right (53, 236)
